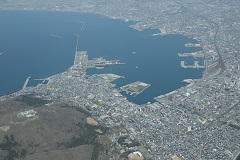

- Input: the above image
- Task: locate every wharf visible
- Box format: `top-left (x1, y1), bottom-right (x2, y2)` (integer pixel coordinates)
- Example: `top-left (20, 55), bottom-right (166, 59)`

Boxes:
top-left (178, 51), bottom-right (204, 58)
top-left (180, 61), bottom-right (205, 69)
top-left (71, 50), bottom-right (125, 77)
top-left (73, 51), bottom-right (125, 69)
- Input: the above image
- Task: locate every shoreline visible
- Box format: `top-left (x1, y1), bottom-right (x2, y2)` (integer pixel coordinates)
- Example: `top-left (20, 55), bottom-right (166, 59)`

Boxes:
top-left (0, 5), bottom-right (239, 160)
top-left (0, 10), bottom-right (208, 104)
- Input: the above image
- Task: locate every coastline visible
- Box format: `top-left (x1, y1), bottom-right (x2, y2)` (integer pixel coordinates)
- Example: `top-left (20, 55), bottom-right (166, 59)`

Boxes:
top-left (0, 4), bottom-right (239, 160)
top-left (0, 10), bottom-right (206, 103)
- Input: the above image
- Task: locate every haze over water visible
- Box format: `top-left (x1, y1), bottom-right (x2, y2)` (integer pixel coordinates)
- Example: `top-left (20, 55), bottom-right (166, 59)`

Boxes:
top-left (0, 10), bottom-right (203, 104)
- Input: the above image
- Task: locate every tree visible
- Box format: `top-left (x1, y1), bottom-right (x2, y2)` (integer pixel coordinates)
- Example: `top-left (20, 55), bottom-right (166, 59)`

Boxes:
top-left (20, 149), bottom-right (27, 158)
top-left (10, 134), bottom-right (14, 142)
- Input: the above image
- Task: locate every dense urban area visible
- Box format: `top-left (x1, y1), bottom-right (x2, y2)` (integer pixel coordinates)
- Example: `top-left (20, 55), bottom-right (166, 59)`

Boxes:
top-left (0, 0), bottom-right (240, 160)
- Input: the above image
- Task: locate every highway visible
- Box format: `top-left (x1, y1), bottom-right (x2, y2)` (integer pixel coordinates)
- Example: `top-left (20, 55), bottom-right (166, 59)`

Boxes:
top-left (213, 25), bottom-right (225, 74)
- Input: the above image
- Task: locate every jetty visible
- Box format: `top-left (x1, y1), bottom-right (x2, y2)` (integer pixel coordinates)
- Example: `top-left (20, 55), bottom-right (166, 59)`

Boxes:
top-left (22, 76), bottom-right (31, 89)
top-left (180, 61), bottom-right (205, 69)
top-left (178, 51), bottom-right (204, 58)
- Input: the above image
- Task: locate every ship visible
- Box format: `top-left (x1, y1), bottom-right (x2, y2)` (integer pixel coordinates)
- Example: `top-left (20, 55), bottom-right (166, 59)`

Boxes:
top-left (105, 61), bottom-right (113, 65)
top-left (95, 67), bottom-right (104, 69)
top-left (95, 63), bottom-right (108, 67)
top-left (0, 53), bottom-right (2, 56)
top-left (50, 35), bottom-right (63, 39)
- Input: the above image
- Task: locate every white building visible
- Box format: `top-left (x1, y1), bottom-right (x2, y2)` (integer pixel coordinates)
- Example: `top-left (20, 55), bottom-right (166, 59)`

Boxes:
top-left (17, 109), bottom-right (37, 118)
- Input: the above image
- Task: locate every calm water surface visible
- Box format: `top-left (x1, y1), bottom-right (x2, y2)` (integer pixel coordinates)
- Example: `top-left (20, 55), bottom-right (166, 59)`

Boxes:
top-left (0, 10), bottom-right (204, 104)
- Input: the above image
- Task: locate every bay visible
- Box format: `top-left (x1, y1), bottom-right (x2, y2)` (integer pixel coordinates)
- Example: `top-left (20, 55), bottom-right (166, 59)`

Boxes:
top-left (0, 10), bottom-right (203, 104)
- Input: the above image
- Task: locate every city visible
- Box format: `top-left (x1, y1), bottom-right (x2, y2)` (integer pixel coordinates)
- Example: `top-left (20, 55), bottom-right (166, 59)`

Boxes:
top-left (0, 0), bottom-right (240, 160)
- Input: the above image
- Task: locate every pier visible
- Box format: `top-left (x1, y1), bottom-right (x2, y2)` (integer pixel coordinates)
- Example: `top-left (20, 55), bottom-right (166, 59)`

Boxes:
top-left (73, 50), bottom-right (125, 69)
top-left (178, 51), bottom-right (204, 58)
top-left (22, 76), bottom-right (31, 89)
top-left (34, 78), bottom-right (48, 84)
top-left (180, 61), bottom-right (205, 69)
top-left (70, 35), bottom-right (125, 77)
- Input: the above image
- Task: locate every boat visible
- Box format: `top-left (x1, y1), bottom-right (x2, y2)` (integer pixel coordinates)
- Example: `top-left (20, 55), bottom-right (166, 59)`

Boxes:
top-left (50, 35), bottom-right (63, 39)
top-left (105, 62), bottom-right (113, 65)
top-left (151, 33), bottom-right (160, 36)
top-left (95, 67), bottom-right (104, 69)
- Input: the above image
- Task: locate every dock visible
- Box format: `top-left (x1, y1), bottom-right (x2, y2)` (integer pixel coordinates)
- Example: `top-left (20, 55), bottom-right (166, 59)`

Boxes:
top-left (73, 50), bottom-right (125, 69)
top-left (34, 78), bottom-right (49, 84)
top-left (178, 51), bottom-right (204, 58)
top-left (71, 35), bottom-right (125, 76)
top-left (22, 76), bottom-right (31, 89)
top-left (180, 61), bottom-right (205, 69)
top-left (154, 90), bottom-right (178, 101)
